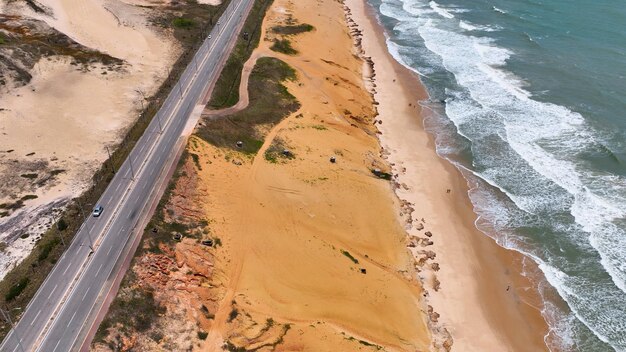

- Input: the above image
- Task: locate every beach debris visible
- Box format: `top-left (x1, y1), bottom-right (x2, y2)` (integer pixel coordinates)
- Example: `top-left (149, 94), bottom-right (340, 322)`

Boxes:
top-left (360, 268), bottom-right (367, 274)
top-left (424, 231), bottom-right (432, 237)
top-left (415, 223), bottom-right (424, 231)
top-left (282, 149), bottom-right (291, 157)
top-left (232, 158), bottom-right (243, 166)
top-left (433, 277), bottom-right (441, 292)
top-left (428, 305), bottom-right (440, 323)
top-left (329, 156), bottom-right (336, 163)
top-left (236, 141), bottom-right (243, 148)
top-left (201, 239), bottom-right (213, 247)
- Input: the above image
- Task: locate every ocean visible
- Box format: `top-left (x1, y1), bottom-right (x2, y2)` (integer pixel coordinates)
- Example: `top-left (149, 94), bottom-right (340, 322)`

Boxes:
top-left (365, 0), bottom-right (626, 350)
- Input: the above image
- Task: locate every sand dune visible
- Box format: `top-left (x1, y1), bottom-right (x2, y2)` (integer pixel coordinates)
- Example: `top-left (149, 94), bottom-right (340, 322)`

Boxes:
top-left (0, 0), bottom-right (178, 278)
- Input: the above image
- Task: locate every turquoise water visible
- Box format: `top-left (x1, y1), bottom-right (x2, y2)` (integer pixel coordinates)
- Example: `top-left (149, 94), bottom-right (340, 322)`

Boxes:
top-left (366, 0), bottom-right (626, 350)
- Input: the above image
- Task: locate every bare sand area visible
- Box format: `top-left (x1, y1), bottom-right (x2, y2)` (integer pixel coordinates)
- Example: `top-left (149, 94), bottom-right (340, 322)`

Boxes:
top-left (344, 0), bottom-right (551, 350)
top-left (197, 0), bottom-right (436, 349)
top-left (0, 0), bottom-right (180, 278)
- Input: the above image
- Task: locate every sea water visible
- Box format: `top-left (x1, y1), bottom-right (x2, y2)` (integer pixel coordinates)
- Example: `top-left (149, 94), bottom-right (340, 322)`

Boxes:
top-left (365, 0), bottom-right (626, 350)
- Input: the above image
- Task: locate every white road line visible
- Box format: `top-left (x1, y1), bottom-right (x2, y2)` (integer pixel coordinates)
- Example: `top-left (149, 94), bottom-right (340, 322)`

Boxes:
top-left (81, 287), bottom-right (90, 302)
top-left (62, 262), bottom-right (71, 275)
top-left (142, 182), bottom-right (147, 191)
top-left (31, 310), bottom-right (41, 325)
top-left (67, 310), bottom-right (77, 328)
top-left (12, 344), bottom-right (19, 352)
top-left (115, 182), bottom-right (122, 193)
top-left (48, 284), bottom-right (58, 299)
top-left (95, 263), bottom-right (103, 277)
top-left (52, 339), bottom-right (62, 352)
top-left (150, 168), bottom-right (155, 177)
top-left (107, 244), bottom-right (113, 256)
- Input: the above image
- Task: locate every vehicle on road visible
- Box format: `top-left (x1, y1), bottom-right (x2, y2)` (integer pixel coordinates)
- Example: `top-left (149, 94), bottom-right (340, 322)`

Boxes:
top-left (92, 205), bottom-right (104, 217)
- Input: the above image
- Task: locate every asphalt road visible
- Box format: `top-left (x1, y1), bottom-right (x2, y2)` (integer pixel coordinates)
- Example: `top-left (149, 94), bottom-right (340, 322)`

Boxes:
top-left (0, 0), bottom-right (254, 350)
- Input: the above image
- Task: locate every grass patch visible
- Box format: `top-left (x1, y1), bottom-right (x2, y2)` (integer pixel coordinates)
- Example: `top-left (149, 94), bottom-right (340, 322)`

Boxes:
top-left (172, 17), bottom-right (195, 28)
top-left (264, 138), bottom-right (295, 164)
top-left (208, 0), bottom-right (275, 108)
top-left (5, 277), bottom-right (28, 302)
top-left (37, 238), bottom-right (60, 262)
top-left (270, 39), bottom-right (297, 55)
top-left (341, 250), bottom-right (359, 264)
top-left (98, 286), bottom-right (165, 336)
top-left (190, 152), bottom-right (202, 170)
top-left (271, 23), bottom-right (314, 35)
top-left (197, 57), bottom-right (300, 155)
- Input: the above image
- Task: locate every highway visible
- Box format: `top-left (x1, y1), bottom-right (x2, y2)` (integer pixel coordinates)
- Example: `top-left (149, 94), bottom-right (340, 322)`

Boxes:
top-left (0, 0), bottom-right (254, 350)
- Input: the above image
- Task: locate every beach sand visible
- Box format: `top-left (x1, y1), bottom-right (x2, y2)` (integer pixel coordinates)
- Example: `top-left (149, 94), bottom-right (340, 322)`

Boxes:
top-left (344, 0), bottom-right (551, 350)
top-left (0, 0), bottom-right (179, 278)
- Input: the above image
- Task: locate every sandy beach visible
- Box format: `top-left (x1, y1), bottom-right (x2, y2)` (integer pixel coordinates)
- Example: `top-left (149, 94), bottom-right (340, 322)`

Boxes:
top-left (344, 0), bottom-right (551, 350)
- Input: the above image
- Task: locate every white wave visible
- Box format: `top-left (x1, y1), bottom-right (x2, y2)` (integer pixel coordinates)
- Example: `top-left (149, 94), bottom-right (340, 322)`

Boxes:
top-left (493, 6), bottom-right (507, 14)
top-left (459, 20), bottom-right (500, 32)
top-left (428, 0), bottom-right (454, 18)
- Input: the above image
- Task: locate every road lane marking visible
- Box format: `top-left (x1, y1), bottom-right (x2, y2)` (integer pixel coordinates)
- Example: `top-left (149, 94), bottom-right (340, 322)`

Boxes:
top-left (49, 284), bottom-right (58, 299)
top-left (95, 263), bottom-right (103, 277)
top-left (115, 182), bottom-right (122, 193)
top-left (52, 339), bottom-right (62, 352)
top-left (82, 287), bottom-right (90, 302)
top-left (142, 182), bottom-right (147, 191)
top-left (31, 309), bottom-right (41, 325)
top-left (62, 262), bottom-right (71, 275)
top-left (107, 244), bottom-right (113, 256)
top-left (68, 310), bottom-right (77, 327)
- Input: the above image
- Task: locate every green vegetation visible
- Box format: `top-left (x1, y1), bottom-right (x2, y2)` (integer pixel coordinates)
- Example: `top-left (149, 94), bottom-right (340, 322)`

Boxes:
top-left (208, 0), bottom-right (275, 108)
top-left (172, 17), bottom-right (195, 28)
top-left (341, 250), bottom-right (359, 264)
top-left (97, 286), bottom-right (165, 336)
top-left (264, 138), bottom-right (295, 164)
top-left (0, 33), bottom-right (6, 45)
top-left (197, 57), bottom-right (300, 155)
top-left (37, 238), bottom-right (60, 262)
top-left (5, 278), bottom-right (29, 302)
top-left (271, 23), bottom-right (314, 35)
top-left (270, 39), bottom-right (297, 55)
top-left (190, 152), bottom-right (202, 170)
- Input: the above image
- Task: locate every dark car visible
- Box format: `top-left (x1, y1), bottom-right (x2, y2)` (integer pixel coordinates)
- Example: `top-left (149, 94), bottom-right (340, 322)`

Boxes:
top-left (92, 205), bottom-right (104, 217)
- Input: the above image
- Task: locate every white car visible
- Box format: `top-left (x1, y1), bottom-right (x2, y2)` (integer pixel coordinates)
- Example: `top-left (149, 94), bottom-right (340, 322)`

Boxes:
top-left (92, 205), bottom-right (104, 217)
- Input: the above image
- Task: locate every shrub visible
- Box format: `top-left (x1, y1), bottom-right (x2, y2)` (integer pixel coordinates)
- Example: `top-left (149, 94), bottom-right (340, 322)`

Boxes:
top-left (5, 277), bottom-right (29, 301)
top-left (172, 18), bottom-right (195, 28)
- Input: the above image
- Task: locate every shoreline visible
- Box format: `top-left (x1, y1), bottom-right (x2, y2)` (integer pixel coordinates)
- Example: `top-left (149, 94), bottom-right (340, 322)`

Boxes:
top-left (344, 0), bottom-right (551, 350)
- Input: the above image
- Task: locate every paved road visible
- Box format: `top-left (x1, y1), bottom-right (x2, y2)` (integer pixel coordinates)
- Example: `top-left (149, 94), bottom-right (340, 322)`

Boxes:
top-left (0, 0), bottom-right (254, 351)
